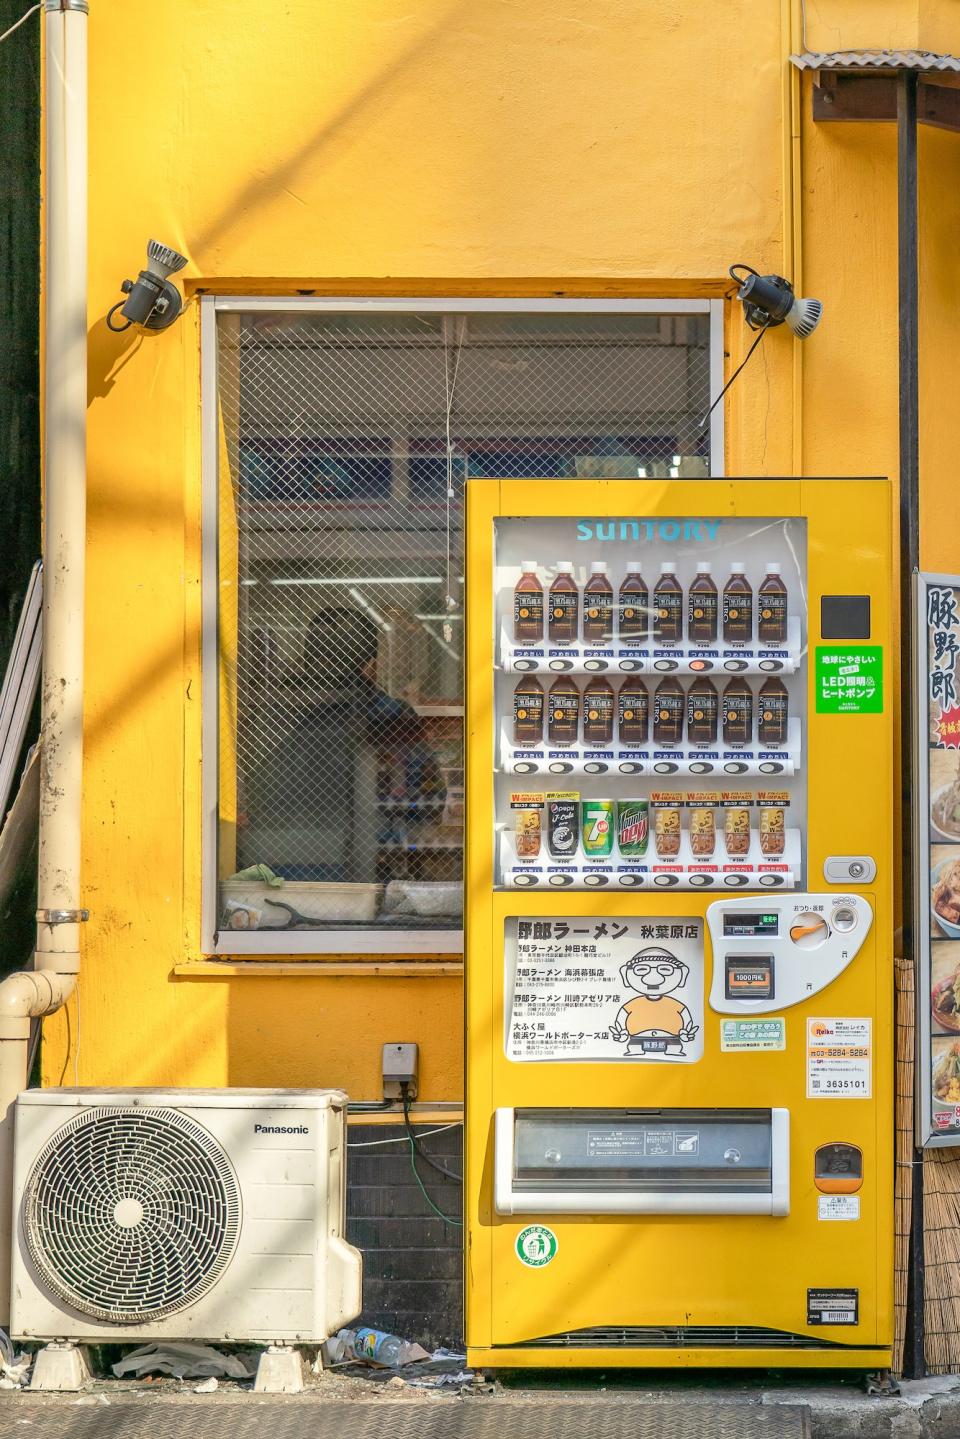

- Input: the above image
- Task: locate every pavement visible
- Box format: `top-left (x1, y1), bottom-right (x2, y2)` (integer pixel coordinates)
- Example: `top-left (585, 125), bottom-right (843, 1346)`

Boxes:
top-left (3, 1367), bottom-right (960, 1438)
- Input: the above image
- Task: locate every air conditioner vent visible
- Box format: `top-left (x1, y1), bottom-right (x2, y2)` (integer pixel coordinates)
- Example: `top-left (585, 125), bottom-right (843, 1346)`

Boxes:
top-left (22, 1107), bottom-right (241, 1324)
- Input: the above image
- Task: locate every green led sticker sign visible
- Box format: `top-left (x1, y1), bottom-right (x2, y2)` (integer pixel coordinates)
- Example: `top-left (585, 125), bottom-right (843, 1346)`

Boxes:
top-left (815, 647), bottom-right (883, 715)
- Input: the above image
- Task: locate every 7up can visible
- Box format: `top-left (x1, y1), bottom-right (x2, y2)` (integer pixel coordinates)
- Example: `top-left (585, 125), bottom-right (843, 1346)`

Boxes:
top-left (617, 800), bottom-right (649, 857)
top-left (581, 799), bottom-right (615, 858)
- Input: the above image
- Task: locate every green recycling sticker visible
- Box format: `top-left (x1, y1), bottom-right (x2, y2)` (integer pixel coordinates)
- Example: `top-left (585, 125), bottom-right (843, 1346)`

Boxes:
top-left (815, 646), bottom-right (883, 715)
top-left (515, 1224), bottom-right (558, 1268)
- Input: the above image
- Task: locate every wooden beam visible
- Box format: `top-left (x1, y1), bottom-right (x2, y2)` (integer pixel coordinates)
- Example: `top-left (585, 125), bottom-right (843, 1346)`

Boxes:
top-left (811, 73), bottom-right (960, 132)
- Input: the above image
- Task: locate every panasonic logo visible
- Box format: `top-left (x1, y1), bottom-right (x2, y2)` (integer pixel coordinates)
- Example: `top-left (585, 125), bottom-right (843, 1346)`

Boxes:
top-left (254, 1124), bottom-right (309, 1135)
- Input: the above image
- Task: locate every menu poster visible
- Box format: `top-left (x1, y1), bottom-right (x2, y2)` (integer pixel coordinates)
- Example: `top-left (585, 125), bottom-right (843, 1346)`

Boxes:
top-left (917, 576), bottom-right (960, 1144)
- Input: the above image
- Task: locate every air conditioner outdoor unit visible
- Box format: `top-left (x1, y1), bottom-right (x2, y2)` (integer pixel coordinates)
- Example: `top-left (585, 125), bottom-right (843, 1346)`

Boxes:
top-left (10, 1088), bottom-right (362, 1343)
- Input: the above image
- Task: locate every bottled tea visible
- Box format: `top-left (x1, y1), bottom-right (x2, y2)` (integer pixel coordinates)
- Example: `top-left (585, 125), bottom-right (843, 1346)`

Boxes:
top-left (547, 675), bottom-right (580, 745)
top-left (582, 676), bottom-right (615, 745)
top-left (722, 677), bottom-right (754, 746)
top-left (583, 561), bottom-right (614, 643)
top-left (618, 562), bottom-right (648, 642)
top-left (512, 675), bottom-right (544, 746)
top-left (722, 563), bottom-right (753, 645)
top-left (688, 561), bottom-right (718, 644)
top-left (758, 676), bottom-right (789, 746)
top-left (653, 676), bottom-right (685, 745)
top-left (618, 676), bottom-right (649, 744)
top-left (513, 560), bottom-right (544, 643)
top-left (758, 562), bottom-right (788, 644)
top-left (686, 675), bottom-right (719, 745)
top-left (548, 562), bottom-right (579, 644)
top-left (654, 562), bottom-right (683, 645)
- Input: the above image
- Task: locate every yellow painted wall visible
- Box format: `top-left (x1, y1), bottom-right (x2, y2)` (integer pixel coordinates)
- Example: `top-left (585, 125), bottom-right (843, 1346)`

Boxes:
top-left (44, 0), bottom-right (960, 1098)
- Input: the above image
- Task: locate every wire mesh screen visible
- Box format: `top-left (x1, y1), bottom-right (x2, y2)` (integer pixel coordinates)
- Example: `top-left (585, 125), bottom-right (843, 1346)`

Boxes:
top-left (216, 308), bottom-right (712, 935)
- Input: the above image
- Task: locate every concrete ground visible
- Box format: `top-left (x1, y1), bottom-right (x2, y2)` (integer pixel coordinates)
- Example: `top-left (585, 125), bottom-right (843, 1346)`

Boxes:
top-left (2, 1366), bottom-right (960, 1438)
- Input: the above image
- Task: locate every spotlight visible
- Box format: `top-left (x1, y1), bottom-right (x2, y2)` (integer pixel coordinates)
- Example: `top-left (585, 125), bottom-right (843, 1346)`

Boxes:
top-left (729, 264), bottom-right (823, 338)
top-left (106, 240), bottom-right (188, 332)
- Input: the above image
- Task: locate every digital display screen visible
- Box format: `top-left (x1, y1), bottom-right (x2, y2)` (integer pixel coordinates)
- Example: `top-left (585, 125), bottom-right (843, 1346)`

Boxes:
top-left (723, 912), bottom-right (779, 938)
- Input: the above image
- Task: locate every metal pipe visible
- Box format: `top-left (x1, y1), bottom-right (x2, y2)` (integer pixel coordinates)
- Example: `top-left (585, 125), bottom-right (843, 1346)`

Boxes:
top-left (896, 66), bottom-right (925, 1382)
top-left (0, 0), bottom-right (87, 1326)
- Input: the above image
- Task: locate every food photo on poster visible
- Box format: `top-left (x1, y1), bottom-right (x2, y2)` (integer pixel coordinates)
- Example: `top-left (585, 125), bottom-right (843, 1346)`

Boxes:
top-left (917, 576), bottom-right (960, 1141)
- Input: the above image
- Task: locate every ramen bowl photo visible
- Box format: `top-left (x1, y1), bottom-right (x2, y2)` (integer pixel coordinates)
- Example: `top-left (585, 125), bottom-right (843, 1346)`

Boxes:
top-left (932, 784), bottom-right (960, 844)
top-left (932, 855), bottom-right (960, 940)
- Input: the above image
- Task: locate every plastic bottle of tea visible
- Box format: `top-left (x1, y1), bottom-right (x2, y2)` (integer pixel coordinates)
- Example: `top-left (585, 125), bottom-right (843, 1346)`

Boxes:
top-left (722, 677), bottom-right (754, 746)
top-left (653, 676), bottom-right (685, 745)
top-left (618, 676), bottom-right (649, 744)
top-left (547, 675), bottom-right (580, 745)
top-left (758, 676), bottom-right (789, 746)
top-left (582, 676), bottom-right (615, 745)
top-left (758, 562), bottom-right (788, 644)
top-left (513, 675), bottom-right (544, 746)
top-left (723, 563), bottom-right (753, 645)
top-left (618, 562), bottom-right (648, 642)
top-left (654, 562), bottom-right (683, 645)
top-left (548, 563), bottom-right (579, 644)
top-left (583, 561), bottom-right (614, 643)
top-left (686, 675), bottom-right (719, 745)
top-left (688, 561), bottom-right (718, 644)
top-left (513, 560), bottom-right (543, 643)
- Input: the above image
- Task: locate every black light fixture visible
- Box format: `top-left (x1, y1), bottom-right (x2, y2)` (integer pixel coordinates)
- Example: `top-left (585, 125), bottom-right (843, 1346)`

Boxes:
top-left (107, 240), bottom-right (188, 332)
top-left (729, 264), bottom-right (823, 338)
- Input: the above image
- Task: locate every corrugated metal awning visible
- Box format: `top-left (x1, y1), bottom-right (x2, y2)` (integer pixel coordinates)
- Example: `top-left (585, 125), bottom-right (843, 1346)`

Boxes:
top-left (791, 50), bottom-right (960, 72)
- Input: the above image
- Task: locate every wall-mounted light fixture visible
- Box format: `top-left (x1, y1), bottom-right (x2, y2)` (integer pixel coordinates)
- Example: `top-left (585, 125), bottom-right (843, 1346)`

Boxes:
top-left (106, 240), bottom-right (188, 332)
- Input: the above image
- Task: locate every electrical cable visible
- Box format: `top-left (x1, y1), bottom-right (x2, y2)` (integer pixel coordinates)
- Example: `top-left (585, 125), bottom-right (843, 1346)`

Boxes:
top-left (401, 1083), bottom-right (462, 1182)
top-left (0, 2), bottom-right (39, 46)
top-left (347, 1098), bottom-right (395, 1114)
top-left (696, 328), bottom-right (766, 435)
top-left (348, 1122), bottom-right (461, 1148)
top-left (407, 1136), bottom-right (462, 1227)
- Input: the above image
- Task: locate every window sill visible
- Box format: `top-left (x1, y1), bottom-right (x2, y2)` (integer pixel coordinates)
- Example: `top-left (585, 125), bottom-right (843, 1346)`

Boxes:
top-left (174, 959), bottom-right (463, 978)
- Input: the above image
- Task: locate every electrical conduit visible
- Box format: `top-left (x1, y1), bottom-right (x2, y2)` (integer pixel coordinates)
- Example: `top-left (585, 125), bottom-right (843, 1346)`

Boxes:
top-left (0, 0), bottom-right (88, 1323)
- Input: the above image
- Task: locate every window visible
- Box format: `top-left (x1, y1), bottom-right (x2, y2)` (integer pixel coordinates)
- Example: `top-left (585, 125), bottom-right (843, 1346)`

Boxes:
top-left (203, 300), bottom-right (721, 954)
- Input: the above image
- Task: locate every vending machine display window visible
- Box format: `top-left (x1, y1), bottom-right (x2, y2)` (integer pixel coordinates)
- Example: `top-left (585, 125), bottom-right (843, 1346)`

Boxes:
top-left (494, 516), bottom-right (807, 895)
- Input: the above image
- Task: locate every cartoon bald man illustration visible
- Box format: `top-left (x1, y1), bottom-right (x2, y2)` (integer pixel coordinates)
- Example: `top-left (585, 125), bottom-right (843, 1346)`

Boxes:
top-left (608, 947), bottom-right (699, 1056)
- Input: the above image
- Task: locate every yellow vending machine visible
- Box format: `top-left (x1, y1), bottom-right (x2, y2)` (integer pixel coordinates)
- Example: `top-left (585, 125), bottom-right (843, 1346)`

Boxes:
top-left (465, 478), bottom-right (893, 1371)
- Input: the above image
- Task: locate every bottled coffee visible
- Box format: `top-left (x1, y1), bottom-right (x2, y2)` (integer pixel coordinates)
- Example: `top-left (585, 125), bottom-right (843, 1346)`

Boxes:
top-left (758, 677), bottom-right (789, 746)
top-left (512, 675), bottom-right (544, 746)
top-left (618, 676), bottom-right (649, 744)
top-left (582, 676), bottom-right (615, 745)
top-left (513, 560), bottom-right (543, 643)
top-left (686, 675), bottom-right (719, 745)
top-left (654, 562), bottom-right (683, 645)
top-left (618, 562), bottom-right (648, 642)
top-left (548, 562), bottom-right (579, 644)
top-left (758, 562), bottom-right (788, 644)
top-left (547, 675), bottom-right (580, 745)
top-left (723, 562), bottom-right (753, 645)
top-left (583, 561), bottom-right (614, 643)
top-left (688, 560), bottom-right (718, 644)
top-left (653, 676), bottom-right (685, 745)
top-left (722, 677), bottom-right (753, 746)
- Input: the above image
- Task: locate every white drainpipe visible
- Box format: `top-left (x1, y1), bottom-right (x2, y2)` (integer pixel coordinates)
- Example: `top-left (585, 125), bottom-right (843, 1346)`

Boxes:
top-left (0, 0), bottom-right (88, 1323)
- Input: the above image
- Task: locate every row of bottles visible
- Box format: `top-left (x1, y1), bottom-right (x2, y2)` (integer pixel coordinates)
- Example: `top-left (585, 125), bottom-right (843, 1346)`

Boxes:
top-left (513, 673), bottom-right (789, 749)
top-left (514, 560), bottom-right (788, 646)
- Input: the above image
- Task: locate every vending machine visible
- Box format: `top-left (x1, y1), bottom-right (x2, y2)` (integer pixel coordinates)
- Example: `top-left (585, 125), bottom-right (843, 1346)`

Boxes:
top-left (465, 478), bottom-right (893, 1370)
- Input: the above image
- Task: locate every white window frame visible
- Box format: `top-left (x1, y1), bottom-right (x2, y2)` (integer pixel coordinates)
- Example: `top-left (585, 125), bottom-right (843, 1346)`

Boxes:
top-left (200, 295), bottom-right (725, 955)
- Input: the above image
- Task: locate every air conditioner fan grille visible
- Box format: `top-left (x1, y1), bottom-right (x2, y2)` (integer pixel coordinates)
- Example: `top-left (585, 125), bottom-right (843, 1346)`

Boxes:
top-left (23, 1107), bottom-right (241, 1324)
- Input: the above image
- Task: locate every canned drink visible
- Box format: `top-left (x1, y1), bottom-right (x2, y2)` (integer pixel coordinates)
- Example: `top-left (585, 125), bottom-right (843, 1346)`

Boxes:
top-left (546, 792), bottom-right (580, 858)
top-left (617, 800), bottom-right (649, 857)
top-left (581, 799), bottom-right (615, 857)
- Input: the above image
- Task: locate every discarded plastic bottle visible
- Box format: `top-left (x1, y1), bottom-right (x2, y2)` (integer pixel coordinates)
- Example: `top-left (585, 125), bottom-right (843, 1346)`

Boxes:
top-left (352, 1326), bottom-right (406, 1367)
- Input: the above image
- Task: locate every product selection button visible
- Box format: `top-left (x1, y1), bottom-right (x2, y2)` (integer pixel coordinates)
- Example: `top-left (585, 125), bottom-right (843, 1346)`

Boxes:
top-left (724, 762), bottom-right (748, 774)
top-left (513, 761), bottom-right (538, 774)
top-left (689, 874), bottom-right (713, 887)
top-left (514, 873), bottom-right (538, 887)
top-left (583, 874), bottom-right (609, 887)
top-left (584, 762), bottom-right (608, 774)
top-left (724, 874), bottom-right (750, 887)
top-left (514, 658), bottom-right (536, 671)
top-left (689, 762), bottom-right (713, 774)
top-left (653, 762), bottom-right (678, 774)
top-left (618, 659), bottom-right (643, 672)
top-left (758, 762), bottom-right (784, 774)
top-left (688, 658), bottom-right (713, 671)
top-left (548, 762), bottom-right (572, 774)
top-left (758, 874), bottom-right (783, 887)
top-left (548, 874), bottom-right (574, 887)
top-left (618, 762), bottom-right (642, 774)
top-left (654, 659), bottom-right (679, 671)
top-left (618, 873), bottom-right (644, 887)
top-left (583, 659), bottom-right (606, 671)
top-left (548, 658), bottom-right (573, 671)
top-left (654, 874), bottom-right (679, 887)
top-left (724, 659), bottom-right (748, 671)
top-left (759, 659), bottom-right (783, 671)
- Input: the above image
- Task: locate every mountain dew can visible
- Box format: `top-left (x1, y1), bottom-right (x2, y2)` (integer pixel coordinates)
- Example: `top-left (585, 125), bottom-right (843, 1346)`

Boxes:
top-left (581, 799), bottom-right (615, 857)
top-left (617, 800), bottom-right (649, 856)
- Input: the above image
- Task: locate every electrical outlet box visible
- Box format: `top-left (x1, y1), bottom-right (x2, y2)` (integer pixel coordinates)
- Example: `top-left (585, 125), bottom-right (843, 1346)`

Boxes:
top-left (382, 1042), bottom-right (419, 1100)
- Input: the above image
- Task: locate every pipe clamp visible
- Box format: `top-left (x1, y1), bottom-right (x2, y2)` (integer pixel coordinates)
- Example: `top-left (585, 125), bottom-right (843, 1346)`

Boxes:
top-left (36, 909), bottom-right (89, 925)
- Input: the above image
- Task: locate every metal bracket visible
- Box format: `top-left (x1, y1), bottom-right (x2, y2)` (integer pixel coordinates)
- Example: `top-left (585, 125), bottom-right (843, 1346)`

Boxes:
top-left (35, 908), bottom-right (89, 925)
top-left (44, 2), bottom-right (90, 12)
